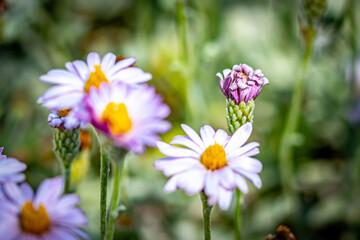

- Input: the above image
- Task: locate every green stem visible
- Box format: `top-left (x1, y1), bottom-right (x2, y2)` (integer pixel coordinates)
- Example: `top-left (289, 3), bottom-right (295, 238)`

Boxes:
top-left (100, 144), bottom-right (111, 240)
top-left (278, 28), bottom-right (314, 193)
top-left (106, 152), bottom-right (126, 240)
top-left (234, 190), bottom-right (242, 240)
top-left (200, 191), bottom-right (213, 240)
top-left (64, 163), bottom-right (72, 193)
top-left (90, 126), bottom-right (110, 240)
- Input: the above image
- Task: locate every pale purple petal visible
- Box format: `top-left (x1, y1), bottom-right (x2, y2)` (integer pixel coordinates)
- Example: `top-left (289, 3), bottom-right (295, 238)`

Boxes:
top-left (34, 177), bottom-right (64, 208)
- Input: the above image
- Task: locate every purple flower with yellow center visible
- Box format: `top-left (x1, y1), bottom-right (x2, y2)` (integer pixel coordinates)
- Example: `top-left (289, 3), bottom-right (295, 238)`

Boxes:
top-left (0, 177), bottom-right (88, 239)
top-left (154, 123), bottom-right (262, 210)
top-left (38, 52), bottom-right (152, 110)
top-left (48, 109), bottom-right (80, 130)
top-left (0, 147), bottom-right (26, 183)
top-left (81, 83), bottom-right (171, 154)
top-left (217, 64), bottom-right (269, 104)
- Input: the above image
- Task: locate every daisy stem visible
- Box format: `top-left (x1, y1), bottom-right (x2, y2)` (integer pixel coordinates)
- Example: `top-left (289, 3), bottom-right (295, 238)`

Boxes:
top-left (100, 143), bottom-right (111, 240)
top-left (234, 189), bottom-right (242, 240)
top-left (63, 162), bottom-right (72, 193)
top-left (106, 149), bottom-right (127, 240)
top-left (200, 191), bottom-right (213, 240)
top-left (90, 126), bottom-right (110, 240)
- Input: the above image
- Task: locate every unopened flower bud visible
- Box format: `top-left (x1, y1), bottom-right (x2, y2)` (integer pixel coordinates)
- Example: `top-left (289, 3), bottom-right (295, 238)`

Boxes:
top-left (217, 64), bottom-right (268, 105)
top-left (54, 128), bottom-right (80, 166)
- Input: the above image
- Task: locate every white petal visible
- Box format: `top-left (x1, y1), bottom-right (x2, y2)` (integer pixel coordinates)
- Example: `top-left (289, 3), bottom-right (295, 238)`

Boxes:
top-left (87, 52), bottom-right (101, 70)
top-left (154, 157), bottom-right (201, 177)
top-left (228, 157), bottom-right (262, 173)
top-left (204, 171), bottom-right (219, 196)
top-left (42, 93), bottom-right (83, 110)
top-left (214, 129), bottom-right (229, 146)
top-left (181, 124), bottom-right (206, 151)
top-left (164, 174), bottom-right (182, 193)
top-left (157, 142), bottom-right (199, 158)
top-left (227, 142), bottom-right (260, 159)
top-left (107, 57), bottom-right (137, 76)
top-left (218, 187), bottom-right (233, 210)
top-left (207, 192), bottom-right (218, 206)
top-left (234, 174), bottom-right (249, 194)
top-left (41, 85), bottom-right (82, 102)
top-left (111, 67), bottom-right (152, 84)
top-left (200, 125), bottom-right (215, 147)
top-left (170, 135), bottom-right (203, 154)
top-left (218, 166), bottom-right (236, 190)
top-left (65, 60), bottom-right (89, 80)
top-left (40, 70), bottom-right (83, 86)
top-left (234, 169), bottom-right (262, 189)
top-left (178, 168), bottom-right (206, 195)
top-left (225, 123), bottom-right (253, 152)
top-left (101, 53), bottom-right (116, 72)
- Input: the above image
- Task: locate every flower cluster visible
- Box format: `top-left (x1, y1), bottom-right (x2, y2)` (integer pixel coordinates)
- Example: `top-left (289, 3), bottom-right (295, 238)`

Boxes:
top-left (154, 123), bottom-right (262, 210)
top-left (217, 64), bottom-right (269, 104)
top-left (38, 52), bottom-right (170, 154)
top-left (0, 147), bottom-right (87, 239)
top-left (0, 177), bottom-right (87, 239)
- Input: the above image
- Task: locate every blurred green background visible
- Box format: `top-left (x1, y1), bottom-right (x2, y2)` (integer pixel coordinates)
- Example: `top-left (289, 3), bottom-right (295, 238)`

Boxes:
top-left (0, 0), bottom-right (359, 239)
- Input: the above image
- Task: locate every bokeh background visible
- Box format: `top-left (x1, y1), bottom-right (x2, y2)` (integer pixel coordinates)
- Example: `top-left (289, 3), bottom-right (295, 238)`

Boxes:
top-left (0, 0), bottom-right (359, 239)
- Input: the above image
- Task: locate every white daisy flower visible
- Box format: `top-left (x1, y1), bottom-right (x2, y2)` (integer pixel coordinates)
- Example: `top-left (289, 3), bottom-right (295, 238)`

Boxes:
top-left (154, 123), bottom-right (262, 210)
top-left (38, 52), bottom-right (152, 110)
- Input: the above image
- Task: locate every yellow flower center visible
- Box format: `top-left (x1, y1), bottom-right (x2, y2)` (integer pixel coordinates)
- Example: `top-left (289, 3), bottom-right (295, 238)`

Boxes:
top-left (201, 143), bottom-right (227, 171)
top-left (84, 65), bottom-right (109, 93)
top-left (102, 102), bottom-right (132, 135)
top-left (58, 108), bottom-right (71, 118)
top-left (20, 201), bottom-right (50, 235)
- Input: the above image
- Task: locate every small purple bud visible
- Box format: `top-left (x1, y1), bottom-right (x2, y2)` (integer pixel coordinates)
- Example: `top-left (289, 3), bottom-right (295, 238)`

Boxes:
top-left (217, 63), bottom-right (269, 104)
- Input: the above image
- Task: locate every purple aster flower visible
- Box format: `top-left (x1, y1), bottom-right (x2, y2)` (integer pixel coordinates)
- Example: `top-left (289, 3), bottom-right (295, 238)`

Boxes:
top-left (38, 52), bottom-right (152, 111)
top-left (0, 147), bottom-right (26, 183)
top-left (48, 109), bottom-right (80, 131)
top-left (78, 82), bottom-right (171, 154)
top-left (0, 177), bottom-right (88, 239)
top-left (217, 64), bottom-right (269, 104)
top-left (154, 123), bottom-right (262, 210)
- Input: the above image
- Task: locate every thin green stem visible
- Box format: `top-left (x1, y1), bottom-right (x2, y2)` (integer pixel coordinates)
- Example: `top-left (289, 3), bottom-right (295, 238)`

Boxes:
top-left (106, 151), bottom-right (126, 240)
top-left (278, 28), bottom-right (314, 193)
top-left (64, 163), bottom-right (72, 194)
top-left (90, 126), bottom-right (110, 240)
top-left (234, 190), bottom-right (242, 240)
top-left (100, 144), bottom-right (110, 240)
top-left (200, 191), bottom-right (213, 240)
